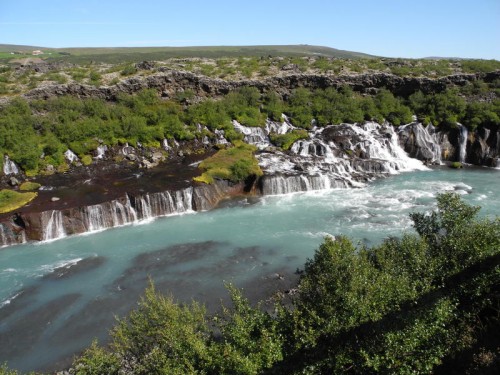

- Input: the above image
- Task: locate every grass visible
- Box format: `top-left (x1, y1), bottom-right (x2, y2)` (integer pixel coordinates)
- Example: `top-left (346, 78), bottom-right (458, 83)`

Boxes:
top-left (19, 181), bottom-right (41, 191)
top-left (0, 189), bottom-right (37, 213)
top-left (194, 141), bottom-right (262, 184)
top-left (269, 129), bottom-right (309, 150)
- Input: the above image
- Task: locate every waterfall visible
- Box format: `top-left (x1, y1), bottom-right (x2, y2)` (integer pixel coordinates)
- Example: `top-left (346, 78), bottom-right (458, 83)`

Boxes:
top-left (64, 149), bottom-right (79, 163)
top-left (214, 129), bottom-right (229, 145)
top-left (0, 224), bottom-right (10, 247)
top-left (84, 205), bottom-right (106, 231)
top-left (232, 120), bottom-right (270, 149)
top-left (95, 145), bottom-right (107, 159)
top-left (133, 188), bottom-right (193, 219)
top-left (43, 210), bottom-right (66, 241)
top-left (425, 124), bottom-right (442, 164)
top-left (258, 122), bottom-right (428, 195)
top-left (261, 174), bottom-right (350, 195)
top-left (3, 155), bottom-right (19, 175)
top-left (173, 187), bottom-right (194, 213)
top-left (458, 124), bottom-right (468, 163)
top-left (265, 118), bottom-right (295, 135)
top-left (83, 196), bottom-right (139, 231)
top-left (162, 139), bottom-right (171, 151)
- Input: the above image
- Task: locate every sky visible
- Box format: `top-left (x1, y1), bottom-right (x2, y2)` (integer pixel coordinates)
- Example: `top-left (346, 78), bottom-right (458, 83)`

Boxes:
top-left (1, 0), bottom-right (499, 59)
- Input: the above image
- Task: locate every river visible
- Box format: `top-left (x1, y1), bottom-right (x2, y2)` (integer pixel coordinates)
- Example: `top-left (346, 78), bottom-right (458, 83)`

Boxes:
top-left (0, 167), bottom-right (499, 372)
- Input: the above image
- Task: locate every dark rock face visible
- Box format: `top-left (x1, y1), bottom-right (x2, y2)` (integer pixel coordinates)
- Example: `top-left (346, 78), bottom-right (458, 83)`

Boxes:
top-left (469, 128), bottom-right (500, 166)
top-left (21, 70), bottom-right (500, 103)
top-left (0, 180), bottom-right (245, 247)
top-left (397, 123), bottom-right (443, 163)
top-left (397, 123), bottom-right (499, 167)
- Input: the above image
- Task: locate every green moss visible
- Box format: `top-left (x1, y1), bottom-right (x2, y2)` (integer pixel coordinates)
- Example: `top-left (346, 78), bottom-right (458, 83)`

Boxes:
top-left (195, 141), bottom-right (262, 184)
top-left (0, 189), bottom-right (37, 213)
top-left (81, 155), bottom-right (93, 166)
top-left (19, 181), bottom-right (41, 191)
top-left (450, 161), bottom-right (463, 169)
top-left (25, 169), bottom-right (38, 177)
top-left (269, 129), bottom-right (309, 150)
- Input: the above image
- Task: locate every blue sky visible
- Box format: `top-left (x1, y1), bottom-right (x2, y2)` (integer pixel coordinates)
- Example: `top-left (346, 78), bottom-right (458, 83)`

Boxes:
top-left (1, 0), bottom-right (499, 59)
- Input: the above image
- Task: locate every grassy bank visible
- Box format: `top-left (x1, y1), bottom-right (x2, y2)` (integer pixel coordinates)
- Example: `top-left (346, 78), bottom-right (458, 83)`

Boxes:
top-left (0, 189), bottom-right (37, 213)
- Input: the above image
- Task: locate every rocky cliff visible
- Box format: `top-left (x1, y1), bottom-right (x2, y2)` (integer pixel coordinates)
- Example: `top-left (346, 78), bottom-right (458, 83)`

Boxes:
top-left (0, 180), bottom-right (244, 247)
top-left (22, 69), bottom-right (500, 103)
top-left (397, 122), bottom-right (500, 167)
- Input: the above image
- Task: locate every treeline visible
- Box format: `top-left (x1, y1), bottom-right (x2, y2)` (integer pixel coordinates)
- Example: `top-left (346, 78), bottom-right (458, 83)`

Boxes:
top-left (2, 193), bottom-right (496, 374)
top-left (1, 85), bottom-right (499, 174)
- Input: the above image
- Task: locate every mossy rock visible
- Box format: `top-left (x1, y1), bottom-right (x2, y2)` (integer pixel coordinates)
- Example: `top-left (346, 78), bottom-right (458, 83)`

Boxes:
top-left (0, 189), bottom-right (37, 214)
top-left (81, 155), bottom-right (93, 166)
top-left (450, 161), bottom-right (463, 169)
top-left (19, 181), bottom-right (41, 191)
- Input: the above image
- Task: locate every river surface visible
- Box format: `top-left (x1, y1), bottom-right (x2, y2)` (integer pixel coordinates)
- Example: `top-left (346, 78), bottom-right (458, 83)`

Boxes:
top-left (0, 167), bottom-right (499, 372)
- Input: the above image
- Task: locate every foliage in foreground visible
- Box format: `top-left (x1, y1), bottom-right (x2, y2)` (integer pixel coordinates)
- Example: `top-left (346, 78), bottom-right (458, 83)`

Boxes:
top-left (52, 193), bottom-right (499, 375)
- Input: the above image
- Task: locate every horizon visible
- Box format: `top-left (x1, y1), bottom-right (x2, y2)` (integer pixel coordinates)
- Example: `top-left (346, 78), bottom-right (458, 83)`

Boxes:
top-left (1, 0), bottom-right (499, 60)
top-left (2, 43), bottom-right (498, 61)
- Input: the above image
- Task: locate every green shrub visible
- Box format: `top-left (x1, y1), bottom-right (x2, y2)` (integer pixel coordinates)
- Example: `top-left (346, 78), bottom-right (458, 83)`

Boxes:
top-left (120, 64), bottom-right (137, 76)
top-left (195, 141), bottom-right (262, 183)
top-left (81, 155), bottom-right (93, 166)
top-left (269, 129), bottom-right (309, 150)
top-left (19, 181), bottom-right (41, 191)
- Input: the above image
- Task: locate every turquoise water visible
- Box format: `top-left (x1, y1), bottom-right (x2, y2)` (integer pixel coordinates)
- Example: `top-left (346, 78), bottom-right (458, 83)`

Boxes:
top-left (0, 167), bottom-right (499, 372)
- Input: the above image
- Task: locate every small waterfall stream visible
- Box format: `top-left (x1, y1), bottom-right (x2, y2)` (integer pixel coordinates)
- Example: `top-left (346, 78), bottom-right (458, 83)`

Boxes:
top-left (458, 124), bottom-right (468, 163)
top-left (2, 155), bottom-right (19, 175)
top-left (42, 211), bottom-right (66, 241)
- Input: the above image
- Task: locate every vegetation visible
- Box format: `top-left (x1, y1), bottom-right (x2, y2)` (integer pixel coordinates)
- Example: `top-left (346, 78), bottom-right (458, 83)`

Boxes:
top-left (18, 181), bottom-right (41, 191)
top-left (269, 129), bottom-right (309, 150)
top-left (0, 189), bottom-right (37, 213)
top-left (0, 80), bottom-right (499, 176)
top-left (194, 141), bottom-right (262, 184)
top-left (14, 193), bottom-right (491, 374)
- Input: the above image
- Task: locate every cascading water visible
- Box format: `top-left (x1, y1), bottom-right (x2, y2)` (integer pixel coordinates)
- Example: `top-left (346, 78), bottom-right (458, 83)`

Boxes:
top-left (83, 196), bottom-right (139, 232)
top-left (458, 123), bottom-right (468, 163)
top-left (64, 149), bottom-right (79, 163)
top-left (42, 210), bottom-right (66, 241)
top-left (17, 187), bottom-right (199, 245)
top-left (3, 155), bottom-right (19, 175)
top-left (174, 187), bottom-right (194, 213)
top-left (253, 121), bottom-right (429, 195)
top-left (0, 224), bottom-right (10, 247)
top-left (232, 120), bottom-right (271, 149)
top-left (95, 145), bottom-right (107, 159)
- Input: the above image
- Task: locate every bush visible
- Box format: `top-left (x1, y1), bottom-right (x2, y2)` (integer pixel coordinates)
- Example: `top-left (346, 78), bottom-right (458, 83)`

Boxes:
top-left (19, 181), bottom-right (41, 191)
top-left (120, 64), bottom-right (137, 76)
top-left (81, 155), bottom-right (92, 166)
top-left (269, 129), bottom-right (309, 150)
top-left (195, 142), bottom-right (262, 183)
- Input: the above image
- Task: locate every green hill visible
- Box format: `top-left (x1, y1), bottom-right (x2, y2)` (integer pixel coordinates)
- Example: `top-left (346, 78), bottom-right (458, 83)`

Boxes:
top-left (0, 44), bottom-right (377, 64)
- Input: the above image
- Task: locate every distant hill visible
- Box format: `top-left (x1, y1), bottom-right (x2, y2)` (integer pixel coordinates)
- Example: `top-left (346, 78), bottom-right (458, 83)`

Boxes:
top-left (0, 44), bottom-right (46, 52)
top-left (0, 44), bottom-right (377, 63)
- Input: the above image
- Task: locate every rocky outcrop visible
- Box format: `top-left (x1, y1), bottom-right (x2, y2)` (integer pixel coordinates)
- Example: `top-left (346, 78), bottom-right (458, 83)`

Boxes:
top-left (0, 180), bottom-right (244, 247)
top-left (21, 69), bottom-right (500, 103)
top-left (233, 121), bottom-right (430, 195)
top-left (397, 123), bottom-right (499, 167)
